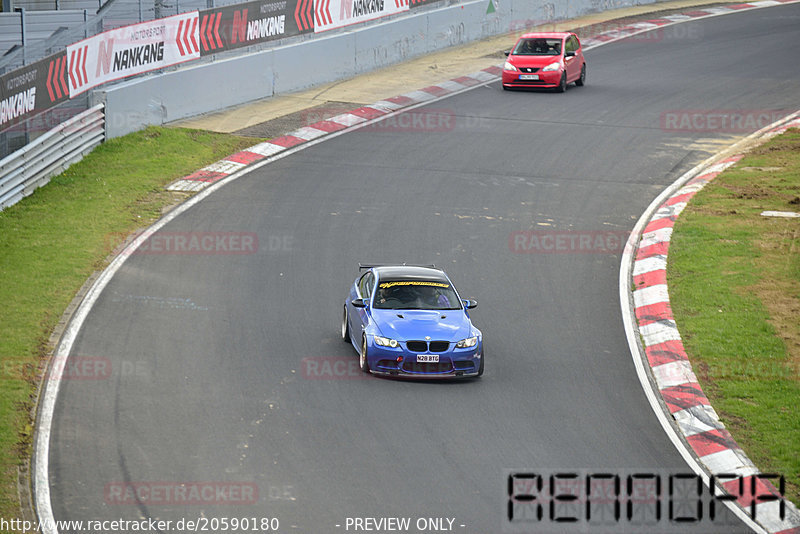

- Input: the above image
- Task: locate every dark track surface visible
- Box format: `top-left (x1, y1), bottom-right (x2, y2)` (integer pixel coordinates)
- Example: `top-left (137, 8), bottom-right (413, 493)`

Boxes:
top-left (49, 5), bottom-right (800, 533)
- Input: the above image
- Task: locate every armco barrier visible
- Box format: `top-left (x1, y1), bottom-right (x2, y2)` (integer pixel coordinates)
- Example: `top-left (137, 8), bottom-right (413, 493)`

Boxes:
top-left (0, 104), bottom-right (104, 211)
top-left (95, 0), bottom-right (661, 138)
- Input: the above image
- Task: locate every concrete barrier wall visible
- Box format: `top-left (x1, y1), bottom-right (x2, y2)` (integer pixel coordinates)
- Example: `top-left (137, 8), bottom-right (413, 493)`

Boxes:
top-left (96, 0), bottom-right (659, 138)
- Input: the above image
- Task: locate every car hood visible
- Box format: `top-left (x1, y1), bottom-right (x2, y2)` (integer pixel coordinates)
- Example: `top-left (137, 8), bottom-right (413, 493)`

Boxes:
top-left (509, 54), bottom-right (562, 68)
top-left (371, 309), bottom-right (471, 341)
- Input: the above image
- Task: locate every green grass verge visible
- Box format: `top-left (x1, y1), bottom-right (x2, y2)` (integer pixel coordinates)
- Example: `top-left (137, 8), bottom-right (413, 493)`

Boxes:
top-left (668, 128), bottom-right (800, 507)
top-left (0, 126), bottom-right (260, 522)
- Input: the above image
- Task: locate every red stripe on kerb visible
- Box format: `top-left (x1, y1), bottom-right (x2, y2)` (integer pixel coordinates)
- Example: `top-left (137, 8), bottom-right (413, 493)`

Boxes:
top-left (643, 216), bottom-right (675, 234)
top-left (632, 268), bottom-right (666, 290)
top-left (452, 76), bottom-right (482, 86)
top-left (722, 476), bottom-right (785, 509)
top-left (666, 191), bottom-right (697, 206)
top-left (687, 428), bottom-right (739, 457)
top-left (269, 135), bottom-right (306, 148)
top-left (660, 383), bottom-right (710, 413)
top-left (483, 65), bottom-right (502, 75)
top-left (349, 107), bottom-right (386, 120)
top-left (635, 300), bottom-right (673, 327)
top-left (384, 95), bottom-right (416, 105)
top-left (420, 85), bottom-right (450, 97)
top-left (644, 340), bottom-right (687, 367)
top-left (308, 120), bottom-right (348, 133)
top-left (225, 151), bottom-right (264, 165)
top-left (687, 171), bottom-right (720, 186)
top-left (636, 241), bottom-right (669, 260)
top-left (722, 154), bottom-right (745, 164)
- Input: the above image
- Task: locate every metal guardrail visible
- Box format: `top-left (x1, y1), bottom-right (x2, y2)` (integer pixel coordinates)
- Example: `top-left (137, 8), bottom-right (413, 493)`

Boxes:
top-left (0, 103), bottom-right (104, 211)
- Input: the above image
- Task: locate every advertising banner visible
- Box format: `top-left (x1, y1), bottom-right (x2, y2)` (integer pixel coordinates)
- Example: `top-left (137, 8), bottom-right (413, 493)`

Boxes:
top-left (198, 0), bottom-right (313, 56)
top-left (66, 12), bottom-right (201, 97)
top-left (314, 0), bottom-right (408, 33)
top-left (0, 51), bottom-right (69, 133)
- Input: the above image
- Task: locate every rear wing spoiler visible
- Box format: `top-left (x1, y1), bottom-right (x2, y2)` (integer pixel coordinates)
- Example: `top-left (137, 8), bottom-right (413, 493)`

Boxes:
top-left (358, 263), bottom-right (438, 270)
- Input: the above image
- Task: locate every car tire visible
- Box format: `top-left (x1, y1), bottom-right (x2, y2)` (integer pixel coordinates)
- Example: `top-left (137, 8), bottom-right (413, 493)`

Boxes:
top-left (341, 305), bottom-right (350, 343)
top-left (575, 64), bottom-right (586, 87)
top-left (477, 348), bottom-right (484, 377)
top-left (556, 72), bottom-right (567, 93)
top-left (360, 335), bottom-right (370, 373)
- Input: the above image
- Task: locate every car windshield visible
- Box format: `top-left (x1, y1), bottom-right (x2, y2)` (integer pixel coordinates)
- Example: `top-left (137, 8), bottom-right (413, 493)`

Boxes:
top-left (373, 280), bottom-right (462, 310)
top-left (513, 38), bottom-right (562, 56)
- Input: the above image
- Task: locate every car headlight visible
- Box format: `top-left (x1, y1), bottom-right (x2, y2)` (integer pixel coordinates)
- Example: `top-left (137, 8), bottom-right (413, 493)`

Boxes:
top-left (542, 62), bottom-right (561, 72)
top-left (456, 336), bottom-right (478, 348)
top-left (374, 335), bottom-right (399, 348)
top-left (503, 61), bottom-right (518, 72)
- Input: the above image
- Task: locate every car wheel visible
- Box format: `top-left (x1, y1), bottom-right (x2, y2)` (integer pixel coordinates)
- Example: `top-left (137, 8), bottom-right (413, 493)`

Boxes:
top-left (477, 348), bottom-right (484, 377)
top-left (575, 64), bottom-right (586, 87)
top-left (556, 72), bottom-right (567, 93)
top-left (341, 305), bottom-right (350, 342)
top-left (360, 335), bottom-right (370, 373)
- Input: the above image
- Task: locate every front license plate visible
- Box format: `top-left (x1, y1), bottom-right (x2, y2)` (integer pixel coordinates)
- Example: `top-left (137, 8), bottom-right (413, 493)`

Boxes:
top-left (519, 74), bottom-right (539, 80)
top-left (417, 354), bottom-right (439, 363)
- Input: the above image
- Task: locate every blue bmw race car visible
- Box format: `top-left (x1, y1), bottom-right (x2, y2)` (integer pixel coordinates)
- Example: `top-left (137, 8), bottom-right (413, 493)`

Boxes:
top-left (342, 264), bottom-right (483, 378)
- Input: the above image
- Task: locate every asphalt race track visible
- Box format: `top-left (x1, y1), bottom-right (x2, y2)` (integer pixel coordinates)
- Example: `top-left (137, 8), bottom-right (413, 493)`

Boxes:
top-left (47, 5), bottom-right (800, 533)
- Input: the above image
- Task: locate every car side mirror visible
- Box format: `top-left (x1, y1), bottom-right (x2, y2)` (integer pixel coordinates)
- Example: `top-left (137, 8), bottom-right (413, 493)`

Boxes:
top-left (463, 299), bottom-right (478, 309)
top-left (565, 51), bottom-right (575, 57)
top-left (504, 50), bottom-right (510, 56)
top-left (352, 298), bottom-right (367, 308)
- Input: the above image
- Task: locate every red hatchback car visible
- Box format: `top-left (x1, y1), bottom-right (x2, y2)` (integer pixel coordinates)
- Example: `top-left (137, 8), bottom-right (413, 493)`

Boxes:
top-left (502, 32), bottom-right (586, 92)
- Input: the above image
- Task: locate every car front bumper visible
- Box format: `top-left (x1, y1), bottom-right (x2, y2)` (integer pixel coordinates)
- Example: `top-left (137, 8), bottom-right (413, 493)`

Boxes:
top-left (502, 69), bottom-right (562, 88)
top-left (365, 339), bottom-right (482, 378)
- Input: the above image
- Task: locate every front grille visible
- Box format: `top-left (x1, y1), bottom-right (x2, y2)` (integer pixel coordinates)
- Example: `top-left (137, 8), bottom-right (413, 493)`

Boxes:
top-left (402, 361), bottom-right (454, 374)
top-left (519, 67), bottom-right (540, 73)
top-left (429, 341), bottom-right (449, 352)
top-left (406, 341), bottom-right (428, 352)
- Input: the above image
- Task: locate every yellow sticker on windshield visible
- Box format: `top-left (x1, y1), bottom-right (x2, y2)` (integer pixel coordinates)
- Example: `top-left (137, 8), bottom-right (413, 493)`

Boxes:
top-left (379, 281), bottom-right (450, 289)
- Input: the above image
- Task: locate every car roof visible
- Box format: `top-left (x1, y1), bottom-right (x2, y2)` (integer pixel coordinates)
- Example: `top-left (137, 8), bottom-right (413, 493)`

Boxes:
top-left (372, 265), bottom-right (450, 283)
top-left (519, 32), bottom-right (572, 39)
